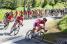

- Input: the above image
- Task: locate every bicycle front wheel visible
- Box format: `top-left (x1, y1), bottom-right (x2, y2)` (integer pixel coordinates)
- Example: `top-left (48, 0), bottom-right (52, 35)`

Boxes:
top-left (10, 27), bottom-right (20, 36)
top-left (25, 30), bottom-right (33, 39)
top-left (14, 26), bottom-right (20, 36)
top-left (37, 31), bottom-right (45, 41)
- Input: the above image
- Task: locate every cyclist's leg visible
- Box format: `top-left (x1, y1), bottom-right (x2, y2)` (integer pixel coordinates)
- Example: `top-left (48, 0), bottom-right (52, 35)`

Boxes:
top-left (32, 23), bottom-right (37, 33)
top-left (12, 22), bottom-right (17, 28)
top-left (32, 26), bottom-right (42, 37)
top-left (4, 19), bottom-right (7, 27)
top-left (10, 21), bottom-right (18, 35)
top-left (19, 20), bottom-right (23, 26)
top-left (10, 21), bottom-right (17, 34)
top-left (4, 20), bottom-right (9, 28)
top-left (32, 28), bottom-right (36, 33)
top-left (36, 26), bottom-right (42, 32)
top-left (32, 26), bottom-right (39, 33)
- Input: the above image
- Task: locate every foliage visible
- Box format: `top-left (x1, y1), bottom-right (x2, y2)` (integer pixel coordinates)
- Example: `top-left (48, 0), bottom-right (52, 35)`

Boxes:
top-left (0, 0), bottom-right (66, 10)
top-left (65, 2), bottom-right (67, 8)
top-left (41, 0), bottom-right (47, 8)
top-left (44, 4), bottom-right (53, 10)
top-left (0, 0), bottom-right (17, 10)
top-left (32, 0), bottom-right (36, 7)
top-left (53, 3), bottom-right (65, 9)
top-left (49, 0), bottom-right (55, 6)
top-left (16, 7), bottom-right (28, 11)
top-left (58, 15), bottom-right (67, 32)
top-left (35, 0), bottom-right (41, 7)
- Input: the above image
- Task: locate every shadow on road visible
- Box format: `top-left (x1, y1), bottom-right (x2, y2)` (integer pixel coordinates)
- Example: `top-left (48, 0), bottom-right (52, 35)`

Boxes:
top-left (44, 32), bottom-right (67, 43)
top-left (14, 38), bottom-right (48, 44)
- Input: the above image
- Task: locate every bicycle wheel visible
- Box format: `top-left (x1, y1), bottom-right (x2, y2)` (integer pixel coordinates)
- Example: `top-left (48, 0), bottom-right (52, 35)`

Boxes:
top-left (10, 26), bottom-right (20, 36)
top-left (38, 31), bottom-right (45, 41)
top-left (25, 30), bottom-right (33, 39)
top-left (14, 26), bottom-right (20, 36)
top-left (4, 24), bottom-right (9, 30)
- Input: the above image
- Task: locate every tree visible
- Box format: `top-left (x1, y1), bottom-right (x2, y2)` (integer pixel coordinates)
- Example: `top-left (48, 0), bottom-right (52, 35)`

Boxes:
top-left (58, 15), bottom-right (67, 32)
top-left (32, 0), bottom-right (36, 7)
top-left (10, 0), bottom-right (17, 10)
top-left (49, 0), bottom-right (55, 6)
top-left (54, 0), bottom-right (58, 4)
top-left (0, 0), bottom-right (4, 8)
top-left (41, 0), bottom-right (47, 8)
top-left (35, 0), bottom-right (41, 7)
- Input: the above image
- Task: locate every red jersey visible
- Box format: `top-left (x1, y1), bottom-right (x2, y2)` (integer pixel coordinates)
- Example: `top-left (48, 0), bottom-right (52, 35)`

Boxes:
top-left (16, 16), bottom-right (23, 23)
top-left (34, 19), bottom-right (44, 27)
top-left (7, 15), bottom-right (13, 21)
top-left (36, 19), bottom-right (44, 24)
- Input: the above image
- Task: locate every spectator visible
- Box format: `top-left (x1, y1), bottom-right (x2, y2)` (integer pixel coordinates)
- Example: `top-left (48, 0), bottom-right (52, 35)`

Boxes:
top-left (15, 10), bottom-right (18, 18)
top-left (27, 10), bottom-right (32, 19)
top-left (24, 10), bottom-right (28, 19)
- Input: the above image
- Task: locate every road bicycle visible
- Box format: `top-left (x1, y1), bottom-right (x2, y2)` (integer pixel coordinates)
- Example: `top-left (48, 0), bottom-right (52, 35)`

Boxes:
top-left (25, 28), bottom-right (47, 41)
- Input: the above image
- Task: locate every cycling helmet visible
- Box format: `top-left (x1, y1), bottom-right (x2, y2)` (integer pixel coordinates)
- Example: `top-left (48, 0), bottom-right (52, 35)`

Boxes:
top-left (43, 18), bottom-right (47, 21)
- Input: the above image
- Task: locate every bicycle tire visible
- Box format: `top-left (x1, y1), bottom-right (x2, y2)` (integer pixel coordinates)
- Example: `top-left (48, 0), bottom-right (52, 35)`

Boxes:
top-left (40, 32), bottom-right (45, 41)
top-left (14, 26), bottom-right (19, 36)
top-left (10, 26), bottom-right (20, 36)
top-left (34, 31), bottom-right (44, 40)
top-left (25, 30), bottom-right (33, 39)
top-left (4, 24), bottom-right (9, 30)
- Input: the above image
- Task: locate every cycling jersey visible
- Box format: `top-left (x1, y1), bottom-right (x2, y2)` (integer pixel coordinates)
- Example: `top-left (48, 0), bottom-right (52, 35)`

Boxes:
top-left (7, 15), bottom-right (13, 21)
top-left (34, 19), bottom-right (45, 27)
top-left (15, 15), bottom-right (24, 26)
top-left (12, 15), bottom-right (23, 28)
top-left (16, 16), bottom-right (23, 22)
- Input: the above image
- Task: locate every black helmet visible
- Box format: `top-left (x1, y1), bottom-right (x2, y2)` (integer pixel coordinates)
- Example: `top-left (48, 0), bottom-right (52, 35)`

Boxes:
top-left (43, 18), bottom-right (47, 21)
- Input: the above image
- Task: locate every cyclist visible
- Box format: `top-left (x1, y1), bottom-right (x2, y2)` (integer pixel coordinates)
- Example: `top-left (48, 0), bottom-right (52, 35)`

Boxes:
top-left (4, 12), bottom-right (14, 27)
top-left (32, 18), bottom-right (47, 33)
top-left (12, 14), bottom-right (24, 28)
top-left (10, 14), bottom-right (24, 35)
